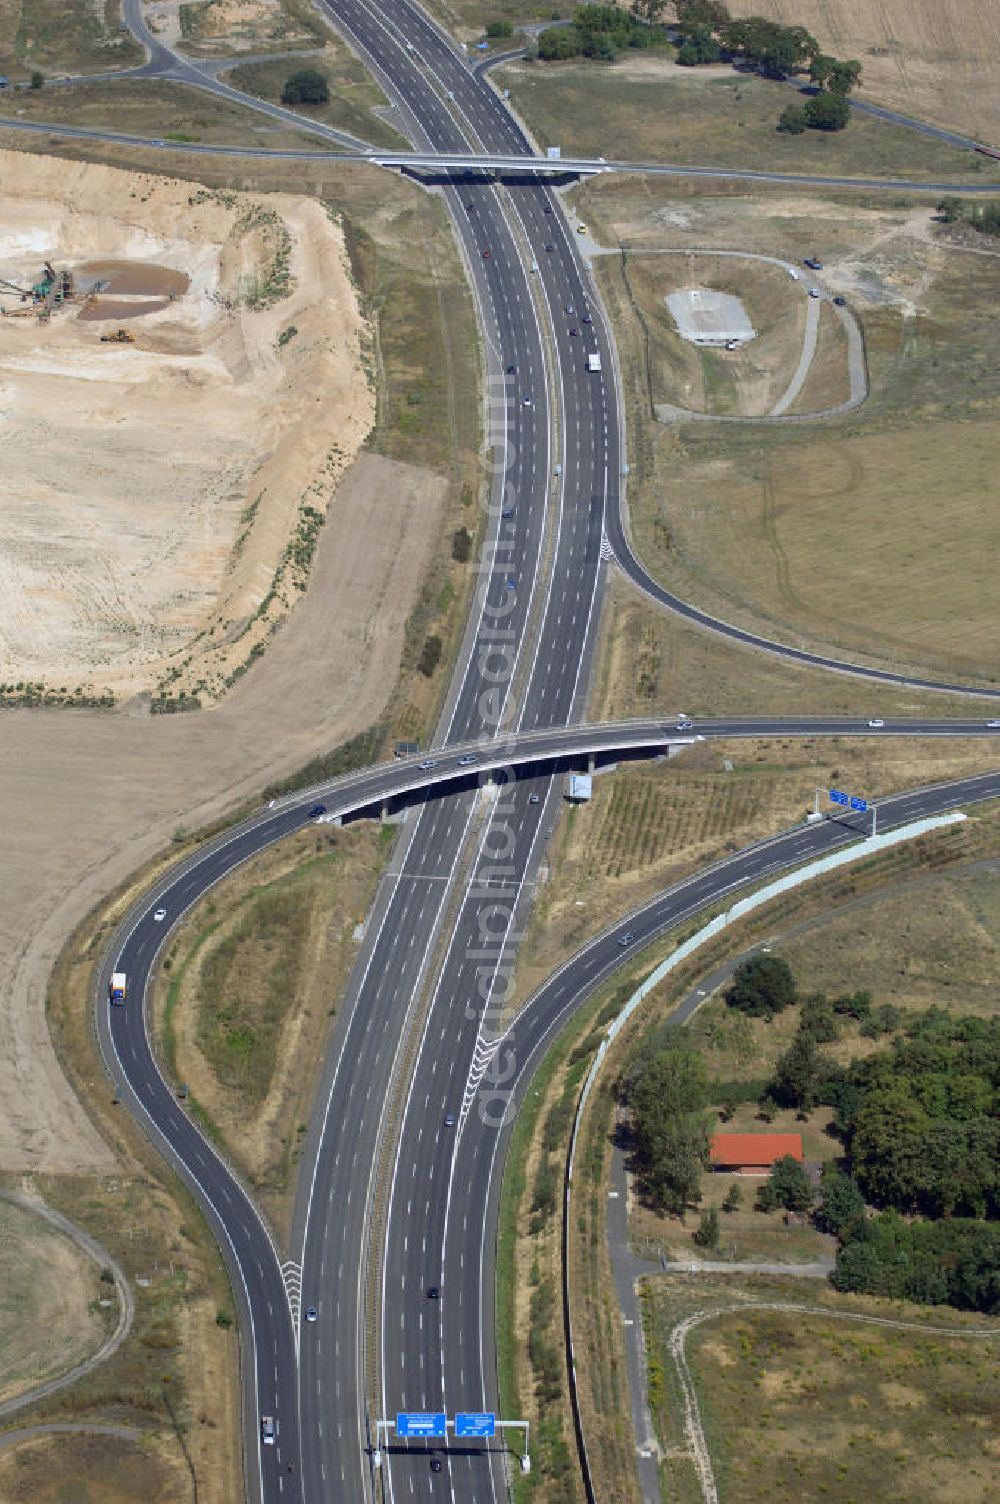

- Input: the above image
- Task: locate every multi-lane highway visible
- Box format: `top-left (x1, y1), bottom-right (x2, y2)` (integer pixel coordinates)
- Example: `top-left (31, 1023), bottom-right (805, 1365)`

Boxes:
top-left (81, 6), bottom-right (1000, 1504)
top-left (98, 721), bottom-right (997, 1497)
top-left (288, 9), bottom-right (617, 1501)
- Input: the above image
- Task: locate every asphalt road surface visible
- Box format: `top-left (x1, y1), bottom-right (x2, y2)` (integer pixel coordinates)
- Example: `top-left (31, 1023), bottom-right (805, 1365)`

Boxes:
top-left (97, 721), bottom-right (998, 1499)
top-left (77, 5), bottom-right (1000, 1502)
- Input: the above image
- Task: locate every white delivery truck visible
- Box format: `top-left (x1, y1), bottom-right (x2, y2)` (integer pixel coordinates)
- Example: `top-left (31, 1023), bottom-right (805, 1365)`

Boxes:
top-left (110, 972), bottom-right (127, 1005)
top-left (587, 352), bottom-right (601, 373)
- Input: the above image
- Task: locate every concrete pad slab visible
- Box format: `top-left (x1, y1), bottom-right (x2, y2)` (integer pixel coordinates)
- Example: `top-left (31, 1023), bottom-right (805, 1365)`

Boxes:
top-left (667, 287), bottom-right (756, 346)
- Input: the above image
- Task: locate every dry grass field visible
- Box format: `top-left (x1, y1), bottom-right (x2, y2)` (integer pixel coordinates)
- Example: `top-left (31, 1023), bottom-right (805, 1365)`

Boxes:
top-left (728, 0), bottom-right (1000, 146)
top-left (590, 576), bottom-right (995, 723)
top-left (513, 739), bottom-right (1000, 1016)
top-left (228, 46), bottom-right (409, 149)
top-left (0, 1195), bottom-right (108, 1406)
top-left (0, 75), bottom-right (323, 148)
top-left (779, 861), bottom-right (1000, 1017)
top-left (157, 821), bottom-right (390, 1237)
top-left (498, 58), bottom-right (1000, 181)
top-left (580, 186), bottom-right (1000, 688)
top-left (174, 0), bottom-right (320, 58)
top-left (622, 252), bottom-right (813, 418)
top-left (422, 0), bottom-right (556, 38)
top-left (0, 1430), bottom-right (191, 1503)
top-left (645, 1275), bottom-right (1000, 1504)
top-left (0, 0), bottom-right (141, 79)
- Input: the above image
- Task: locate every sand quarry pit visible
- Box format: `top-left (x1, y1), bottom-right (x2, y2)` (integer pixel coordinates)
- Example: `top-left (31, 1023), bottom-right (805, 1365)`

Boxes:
top-left (0, 154), bottom-right (449, 1176)
top-left (0, 149), bottom-right (375, 703)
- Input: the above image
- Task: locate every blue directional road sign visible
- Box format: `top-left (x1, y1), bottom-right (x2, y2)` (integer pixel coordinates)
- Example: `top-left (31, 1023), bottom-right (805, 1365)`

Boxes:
top-left (850, 796), bottom-right (868, 813)
top-left (455, 1412), bottom-right (496, 1439)
top-left (396, 1413), bottom-right (447, 1439)
top-left (829, 789), bottom-right (849, 807)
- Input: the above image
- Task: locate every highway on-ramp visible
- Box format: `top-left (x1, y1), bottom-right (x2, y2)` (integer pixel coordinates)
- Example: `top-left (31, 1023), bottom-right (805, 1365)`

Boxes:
top-left (80, 5), bottom-right (1000, 1502)
top-left (96, 719), bottom-right (997, 1500)
top-left (99, 733), bottom-right (998, 1497)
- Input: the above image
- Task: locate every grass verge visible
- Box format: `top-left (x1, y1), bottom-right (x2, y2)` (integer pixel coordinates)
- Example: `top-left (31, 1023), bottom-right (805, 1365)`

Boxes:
top-left (498, 57), bottom-right (1000, 182)
top-left (496, 984), bottom-right (627, 1503)
top-left (154, 820), bottom-right (392, 1241)
top-left (226, 46), bottom-right (409, 149)
top-left (0, 0), bottom-right (142, 81)
top-left (645, 1273), bottom-right (1000, 1504)
top-left (0, 77), bottom-right (325, 149)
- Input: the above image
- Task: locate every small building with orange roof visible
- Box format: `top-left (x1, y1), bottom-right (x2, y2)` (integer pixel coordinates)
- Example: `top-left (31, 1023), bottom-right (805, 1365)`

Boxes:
top-left (709, 1132), bottom-right (803, 1176)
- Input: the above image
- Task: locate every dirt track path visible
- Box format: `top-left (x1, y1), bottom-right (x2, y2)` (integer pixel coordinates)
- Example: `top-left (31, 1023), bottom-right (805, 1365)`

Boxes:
top-left (668, 1298), bottom-right (1000, 1504)
top-left (0, 1189), bottom-right (133, 1419)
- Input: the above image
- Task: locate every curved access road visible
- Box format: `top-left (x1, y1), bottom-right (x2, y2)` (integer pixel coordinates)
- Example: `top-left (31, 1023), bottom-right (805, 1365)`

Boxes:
top-left (95, 719), bottom-right (995, 1500)
top-left (417, 766), bottom-right (1000, 1496)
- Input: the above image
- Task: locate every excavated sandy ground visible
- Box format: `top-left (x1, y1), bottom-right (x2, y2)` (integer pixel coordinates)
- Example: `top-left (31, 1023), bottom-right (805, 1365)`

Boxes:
top-left (0, 149), bottom-right (374, 701)
top-left (0, 151), bottom-right (447, 1172)
top-left (0, 450), bottom-right (446, 1172)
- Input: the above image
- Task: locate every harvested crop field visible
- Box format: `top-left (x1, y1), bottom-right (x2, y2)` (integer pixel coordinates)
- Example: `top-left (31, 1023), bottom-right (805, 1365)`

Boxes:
top-left (729, 0), bottom-right (1000, 146)
top-left (0, 149), bottom-right (373, 703)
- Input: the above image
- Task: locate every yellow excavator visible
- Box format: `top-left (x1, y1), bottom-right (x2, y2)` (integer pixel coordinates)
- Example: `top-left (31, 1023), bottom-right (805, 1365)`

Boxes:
top-left (100, 328), bottom-right (134, 343)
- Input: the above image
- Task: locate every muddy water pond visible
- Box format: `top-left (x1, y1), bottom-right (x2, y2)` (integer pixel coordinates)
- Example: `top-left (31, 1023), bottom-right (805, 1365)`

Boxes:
top-left (76, 260), bottom-right (189, 321)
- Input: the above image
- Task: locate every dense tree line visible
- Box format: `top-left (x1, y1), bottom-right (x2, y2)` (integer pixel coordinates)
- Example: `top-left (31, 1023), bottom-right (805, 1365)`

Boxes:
top-left (628, 1031), bottom-right (711, 1213)
top-left (633, 946), bottom-right (1000, 1311)
top-left (832, 1213), bottom-right (1000, 1312)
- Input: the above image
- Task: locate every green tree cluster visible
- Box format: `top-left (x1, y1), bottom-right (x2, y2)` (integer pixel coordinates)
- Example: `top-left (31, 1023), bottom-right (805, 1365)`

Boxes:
top-left (809, 53), bottom-right (862, 95)
top-left (677, 26), bottom-right (720, 66)
top-left (715, 956), bottom-right (1000, 1312)
top-left (755, 1153), bottom-right (813, 1213)
top-left (538, 4), bottom-right (668, 63)
top-left (936, 198), bottom-right (1000, 237)
top-left (629, 1032), bottom-right (711, 1214)
top-left (832, 1214), bottom-right (1000, 1313)
top-left (830, 1009), bottom-right (1000, 1218)
top-left (282, 68), bottom-right (329, 105)
top-left (418, 634), bottom-right (442, 677)
top-left (725, 954), bottom-right (796, 1018)
top-left (693, 1204), bottom-right (720, 1248)
top-left (803, 90), bottom-right (850, 130)
top-left (486, 19), bottom-right (514, 38)
top-left (719, 16), bottom-right (817, 78)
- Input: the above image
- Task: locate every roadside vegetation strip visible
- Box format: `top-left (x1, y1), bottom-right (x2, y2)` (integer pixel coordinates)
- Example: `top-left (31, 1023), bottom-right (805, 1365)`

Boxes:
top-left (496, 982), bottom-right (625, 1502)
